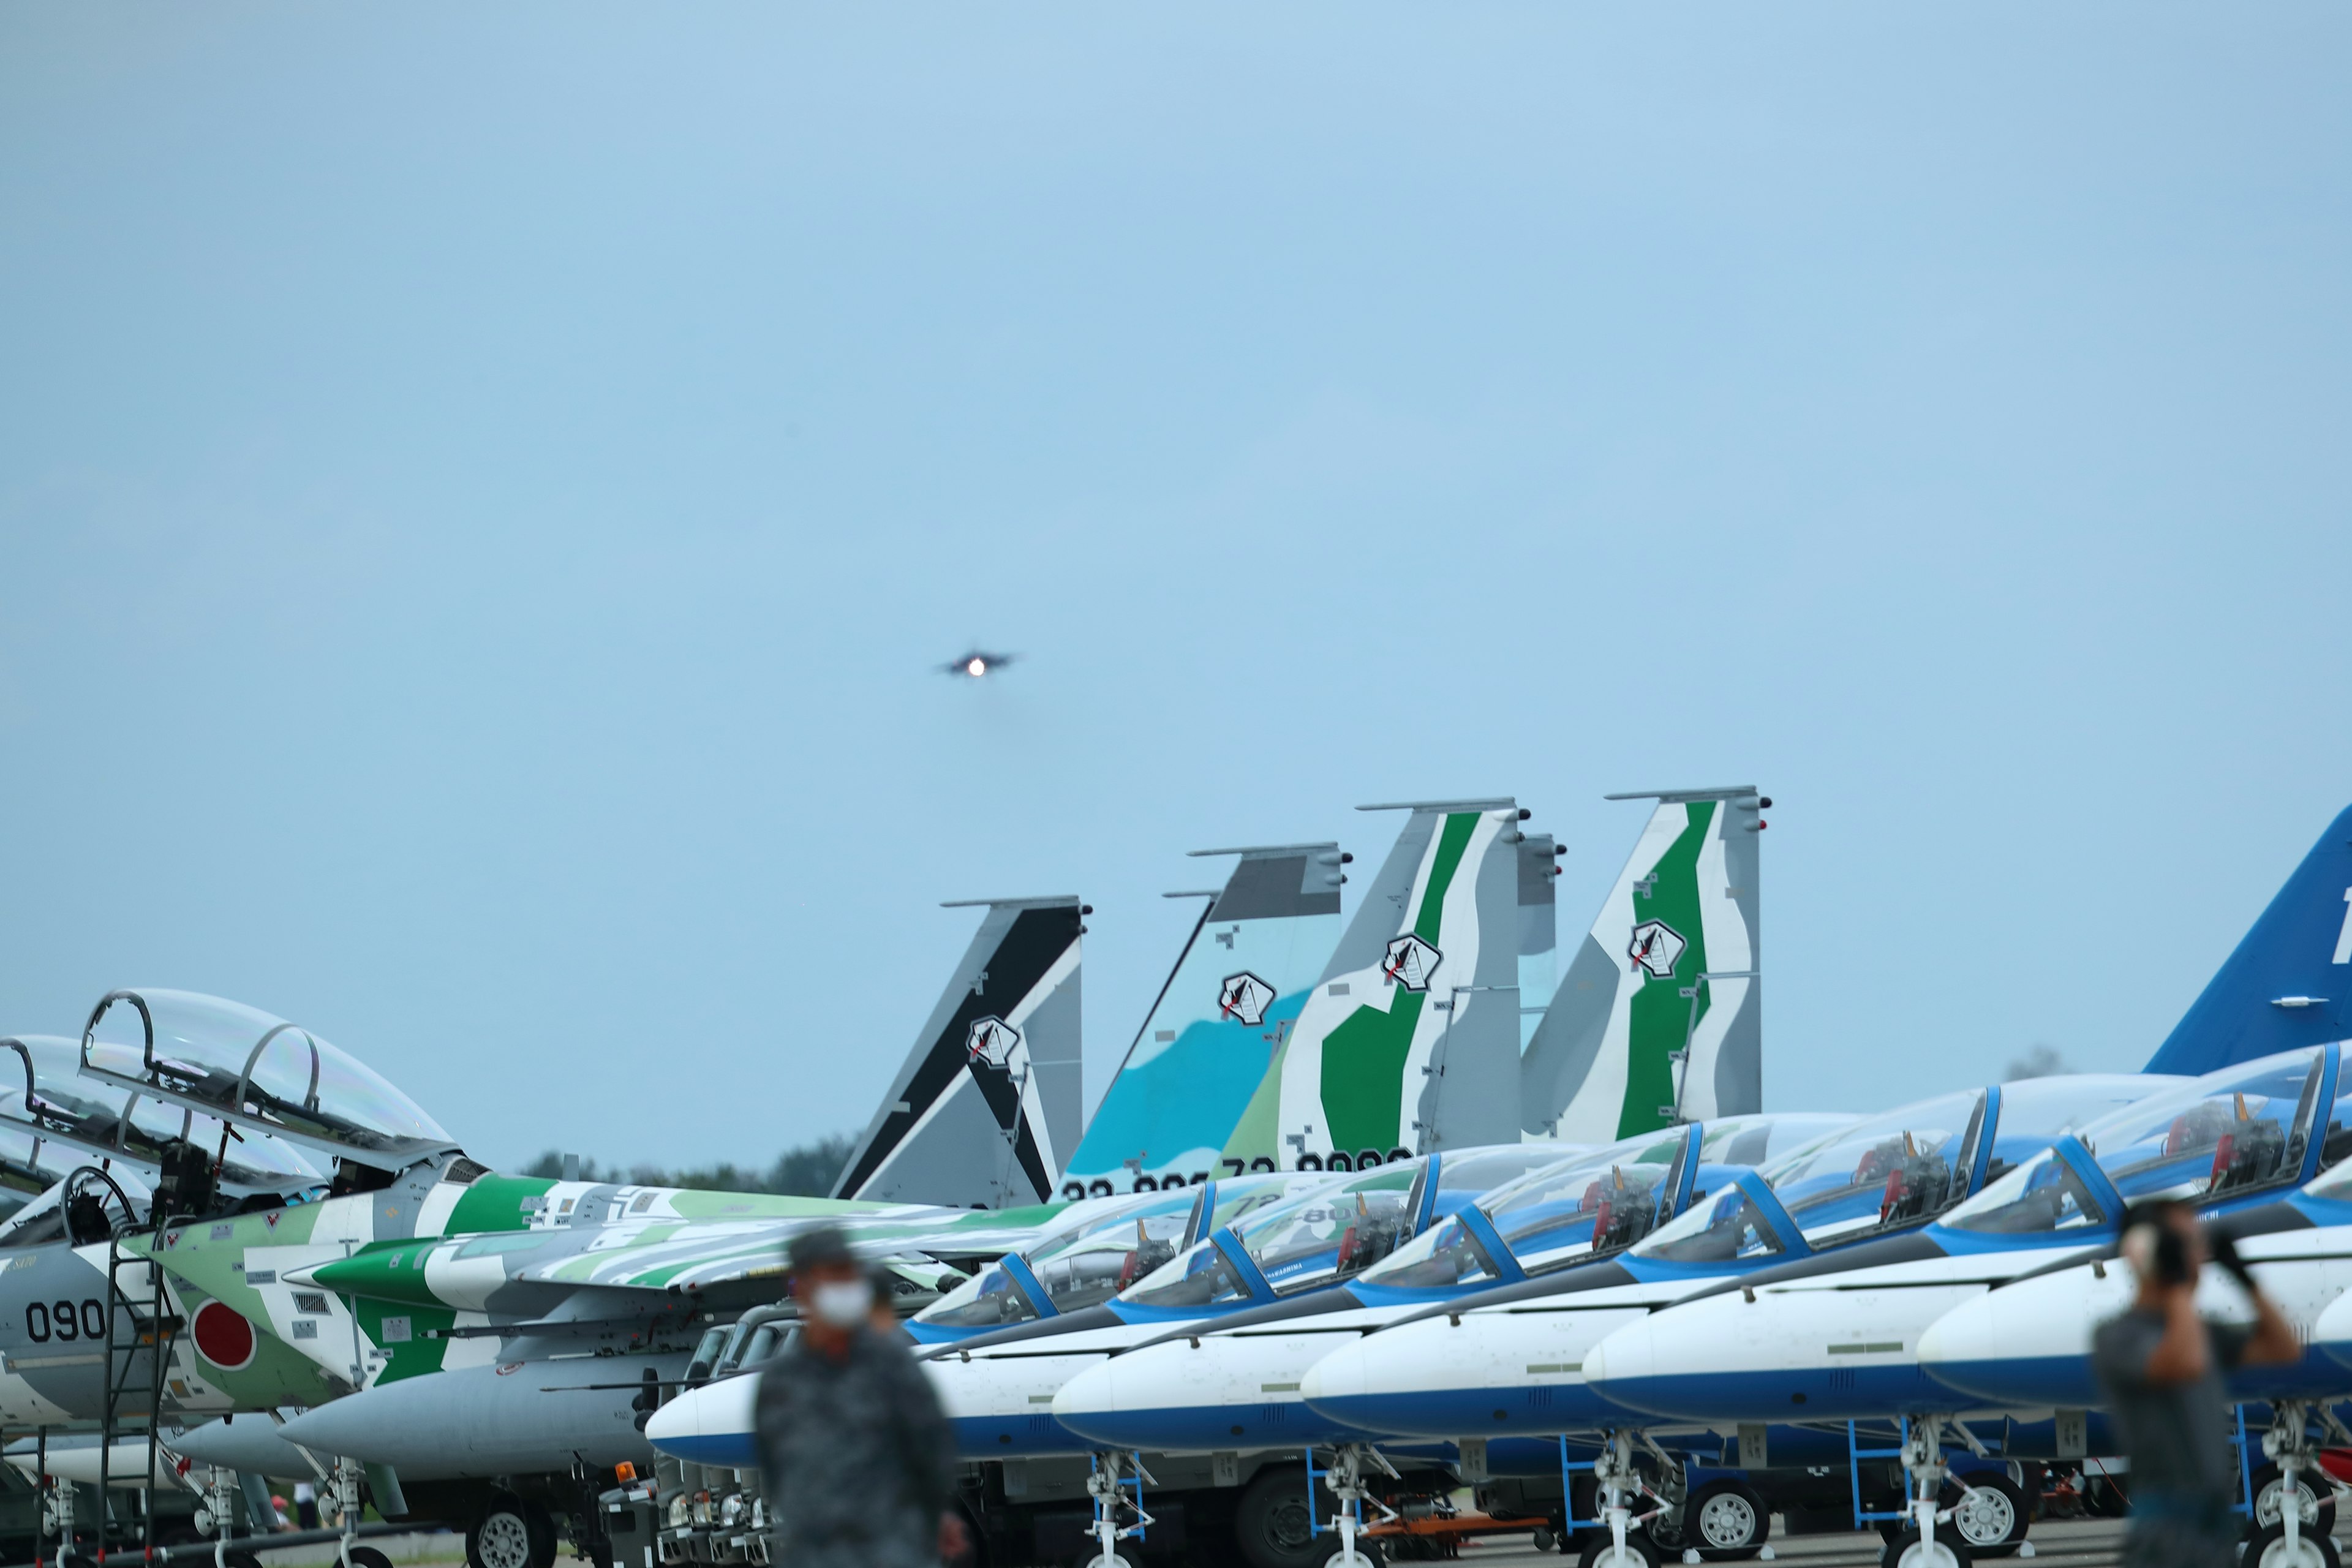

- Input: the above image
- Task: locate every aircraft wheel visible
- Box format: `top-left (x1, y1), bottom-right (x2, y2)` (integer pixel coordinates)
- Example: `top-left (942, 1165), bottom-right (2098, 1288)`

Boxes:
top-left (1943, 1474), bottom-right (2030, 1558)
top-left (1077, 1553), bottom-right (1137, 1568)
top-left (522, 1501), bottom-right (559, 1568)
top-left (1323, 1539), bottom-right (1387, 1567)
top-left (1236, 1466), bottom-right (1325, 1568)
top-left (1687, 1480), bottom-right (1772, 1560)
top-left (2252, 1466), bottom-right (2339, 1537)
top-left (469, 1501), bottom-right (540, 1568)
top-left (1578, 1531), bottom-right (1664, 1568)
top-left (1879, 1528), bottom-right (1972, 1568)
top-left (348, 1548), bottom-right (396, 1568)
top-left (2247, 1523), bottom-right (2342, 1568)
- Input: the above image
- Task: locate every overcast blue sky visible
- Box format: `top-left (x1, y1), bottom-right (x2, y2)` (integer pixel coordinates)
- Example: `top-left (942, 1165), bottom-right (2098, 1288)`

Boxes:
top-left (2, 6), bottom-right (2346, 1174)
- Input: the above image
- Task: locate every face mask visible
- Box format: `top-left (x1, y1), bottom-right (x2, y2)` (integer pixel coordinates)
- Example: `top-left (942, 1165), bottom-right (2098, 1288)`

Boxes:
top-left (810, 1278), bottom-right (875, 1329)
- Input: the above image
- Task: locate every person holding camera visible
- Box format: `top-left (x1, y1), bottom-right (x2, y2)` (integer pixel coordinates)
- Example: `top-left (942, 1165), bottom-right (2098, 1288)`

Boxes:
top-left (2092, 1198), bottom-right (2300, 1568)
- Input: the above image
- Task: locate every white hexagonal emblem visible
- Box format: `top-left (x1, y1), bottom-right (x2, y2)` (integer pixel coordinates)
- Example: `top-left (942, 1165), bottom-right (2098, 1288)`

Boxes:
top-left (1381, 933), bottom-right (1442, 992)
top-left (1627, 919), bottom-right (1687, 979)
top-left (965, 1016), bottom-right (1023, 1070)
top-left (1218, 971), bottom-right (1275, 1027)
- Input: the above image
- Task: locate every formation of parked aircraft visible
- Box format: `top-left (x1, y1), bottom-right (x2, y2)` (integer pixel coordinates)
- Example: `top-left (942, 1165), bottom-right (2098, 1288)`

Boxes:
top-left (1, 794), bottom-right (2348, 1568)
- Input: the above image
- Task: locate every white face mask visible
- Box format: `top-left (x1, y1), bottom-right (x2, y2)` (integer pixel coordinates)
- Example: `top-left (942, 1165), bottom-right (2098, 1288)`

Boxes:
top-left (810, 1278), bottom-right (875, 1329)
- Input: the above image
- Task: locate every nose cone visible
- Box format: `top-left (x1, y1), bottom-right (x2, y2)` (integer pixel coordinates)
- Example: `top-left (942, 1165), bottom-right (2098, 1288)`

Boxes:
top-left (1583, 1300), bottom-right (1761, 1420)
top-left (1299, 1307), bottom-right (1646, 1441)
top-left (167, 1418), bottom-right (317, 1481)
top-left (1300, 1340), bottom-right (1370, 1406)
top-left (1051, 1357), bottom-right (1152, 1447)
top-left (1054, 1335), bottom-right (1373, 1451)
top-left (644, 1378), bottom-right (760, 1469)
top-left (1917, 1267), bottom-right (2119, 1409)
top-left (2315, 1291), bottom-right (2352, 1371)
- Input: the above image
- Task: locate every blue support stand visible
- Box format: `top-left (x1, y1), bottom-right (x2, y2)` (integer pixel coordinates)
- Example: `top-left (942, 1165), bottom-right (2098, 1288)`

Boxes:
top-left (1850, 1419), bottom-right (1918, 1529)
top-left (1559, 1436), bottom-right (1605, 1531)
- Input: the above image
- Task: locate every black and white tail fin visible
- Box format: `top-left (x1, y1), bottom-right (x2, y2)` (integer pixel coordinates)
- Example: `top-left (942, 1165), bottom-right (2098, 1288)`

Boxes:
top-left (833, 895), bottom-right (1084, 1208)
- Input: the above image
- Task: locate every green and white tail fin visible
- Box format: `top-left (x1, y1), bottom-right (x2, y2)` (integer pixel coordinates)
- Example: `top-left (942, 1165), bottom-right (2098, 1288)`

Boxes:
top-left (1523, 787), bottom-right (1765, 1142)
top-left (1224, 799), bottom-right (1531, 1172)
top-left (833, 895), bottom-right (1085, 1208)
top-left (1059, 843), bottom-right (1347, 1196)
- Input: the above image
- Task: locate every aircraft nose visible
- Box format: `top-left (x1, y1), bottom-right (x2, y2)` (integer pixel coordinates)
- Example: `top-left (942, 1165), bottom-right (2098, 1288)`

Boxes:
top-left (2315, 1293), bottom-right (2352, 1370)
top-left (1052, 1354), bottom-right (1163, 1447)
top-left (1300, 1341), bottom-right (1366, 1404)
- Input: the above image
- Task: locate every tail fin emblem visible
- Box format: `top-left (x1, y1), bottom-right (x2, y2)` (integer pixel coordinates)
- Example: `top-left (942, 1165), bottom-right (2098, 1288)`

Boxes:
top-left (965, 1017), bottom-right (1025, 1070)
top-left (1219, 971), bottom-right (1276, 1027)
top-left (1627, 919), bottom-right (1687, 979)
top-left (1382, 935), bottom-right (1443, 992)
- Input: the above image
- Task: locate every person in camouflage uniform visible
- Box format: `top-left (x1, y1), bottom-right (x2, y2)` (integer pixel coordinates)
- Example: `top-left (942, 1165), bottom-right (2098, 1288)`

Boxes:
top-left (753, 1227), bottom-right (965, 1568)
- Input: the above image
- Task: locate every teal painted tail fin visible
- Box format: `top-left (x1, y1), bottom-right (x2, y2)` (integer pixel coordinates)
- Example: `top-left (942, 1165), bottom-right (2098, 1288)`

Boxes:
top-left (1524, 787), bottom-right (1766, 1144)
top-left (1060, 844), bottom-right (1346, 1197)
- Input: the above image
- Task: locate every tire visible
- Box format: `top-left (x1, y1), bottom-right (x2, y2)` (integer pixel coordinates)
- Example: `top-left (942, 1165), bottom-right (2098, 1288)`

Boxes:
top-left (1578, 1531), bottom-right (1664, 1568)
top-left (1686, 1480), bottom-right (1771, 1561)
top-left (349, 1549), bottom-right (396, 1568)
top-left (2246, 1522), bottom-right (2343, 1568)
top-left (1237, 1466), bottom-right (1326, 1568)
top-left (1880, 1529), bottom-right (1972, 1568)
top-left (522, 1501), bottom-right (559, 1568)
top-left (2252, 1466), bottom-right (2339, 1537)
top-left (1323, 1540), bottom-right (1387, 1567)
top-left (469, 1502), bottom-right (539, 1568)
top-left (1944, 1473), bottom-right (2030, 1558)
top-left (1078, 1553), bottom-right (1137, 1568)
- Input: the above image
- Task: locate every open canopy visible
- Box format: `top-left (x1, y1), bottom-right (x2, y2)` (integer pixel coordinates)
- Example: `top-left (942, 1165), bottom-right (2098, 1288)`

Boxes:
top-left (80, 989), bottom-right (450, 1166)
top-left (1, 1034), bottom-right (323, 1196)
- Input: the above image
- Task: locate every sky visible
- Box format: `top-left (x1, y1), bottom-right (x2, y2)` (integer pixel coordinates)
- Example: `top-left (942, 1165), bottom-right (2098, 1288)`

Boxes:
top-left (1, 5), bottom-right (2346, 1175)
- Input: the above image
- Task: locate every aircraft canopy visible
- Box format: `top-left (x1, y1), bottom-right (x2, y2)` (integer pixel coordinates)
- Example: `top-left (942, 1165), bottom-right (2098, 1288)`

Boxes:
top-left (81, 990), bottom-right (450, 1163)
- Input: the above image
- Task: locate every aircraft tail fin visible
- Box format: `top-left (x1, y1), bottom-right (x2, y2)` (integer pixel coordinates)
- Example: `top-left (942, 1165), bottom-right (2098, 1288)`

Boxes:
top-left (1060, 843), bottom-right (1347, 1196)
top-left (1226, 799), bottom-right (1529, 1170)
top-left (2143, 804), bottom-right (2352, 1076)
top-left (832, 895), bottom-right (1084, 1208)
top-left (1525, 787), bottom-right (1765, 1143)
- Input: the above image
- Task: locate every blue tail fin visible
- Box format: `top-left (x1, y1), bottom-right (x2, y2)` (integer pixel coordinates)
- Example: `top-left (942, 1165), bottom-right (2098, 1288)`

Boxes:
top-left (2143, 804), bottom-right (2352, 1076)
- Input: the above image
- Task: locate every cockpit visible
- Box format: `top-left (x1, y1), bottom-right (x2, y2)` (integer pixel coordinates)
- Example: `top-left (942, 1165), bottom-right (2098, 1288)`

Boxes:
top-left (1939, 1046), bottom-right (2345, 1237)
top-left (1746, 1074), bottom-right (2171, 1253)
top-left (1358, 1115), bottom-right (1849, 1292)
top-left (80, 989), bottom-right (454, 1185)
top-left (911, 1172), bottom-right (1318, 1337)
top-left (1117, 1163), bottom-right (1420, 1312)
top-left (0, 1034), bottom-right (325, 1208)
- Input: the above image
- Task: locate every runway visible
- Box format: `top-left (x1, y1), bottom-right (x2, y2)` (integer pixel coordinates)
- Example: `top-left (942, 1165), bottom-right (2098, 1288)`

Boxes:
top-left (1453, 1517), bottom-right (2185, 1566)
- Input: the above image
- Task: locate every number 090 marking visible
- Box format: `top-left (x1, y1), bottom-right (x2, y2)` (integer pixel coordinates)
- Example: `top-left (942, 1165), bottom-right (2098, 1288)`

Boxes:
top-left (25, 1298), bottom-right (106, 1343)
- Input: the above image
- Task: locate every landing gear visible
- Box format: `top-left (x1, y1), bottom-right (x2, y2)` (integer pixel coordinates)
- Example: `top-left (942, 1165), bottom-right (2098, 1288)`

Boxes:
top-left (1683, 1480), bottom-right (1772, 1561)
top-left (2250, 1401), bottom-right (2338, 1568)
top-left (1581, 1431), bottom-right (1667, 1568)
top-left (1083, 1450), bottom-right (1153, 1568)
top-left (1320, 1445), bottom-right (1400, 1568)
top-left (1875, 1417), bottom-right (2007, 1568)
top-left (1943, 1473), bottom-right (2030, 1558)
top-left (470, 1498), bottom-right (541, 1568)
top-left (2252, 1463), bottom-right (2338, 1537)
top-left (1237, 1465), bottom-right (1322, 1568)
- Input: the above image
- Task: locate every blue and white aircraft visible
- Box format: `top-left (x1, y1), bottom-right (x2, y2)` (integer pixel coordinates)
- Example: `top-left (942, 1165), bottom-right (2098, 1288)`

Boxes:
top-left (1048, 1114), bottom-right (1846, 1449)
top-left (1298, 801), bottom-right (2352, 1568)
top-left (1290, 1077), bottom-right (2165, 1563)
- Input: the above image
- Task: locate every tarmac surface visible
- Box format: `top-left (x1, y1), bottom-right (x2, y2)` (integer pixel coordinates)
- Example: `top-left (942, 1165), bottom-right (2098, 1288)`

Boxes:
top-left (1436, 1517), bottom-right (2220, 1566)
